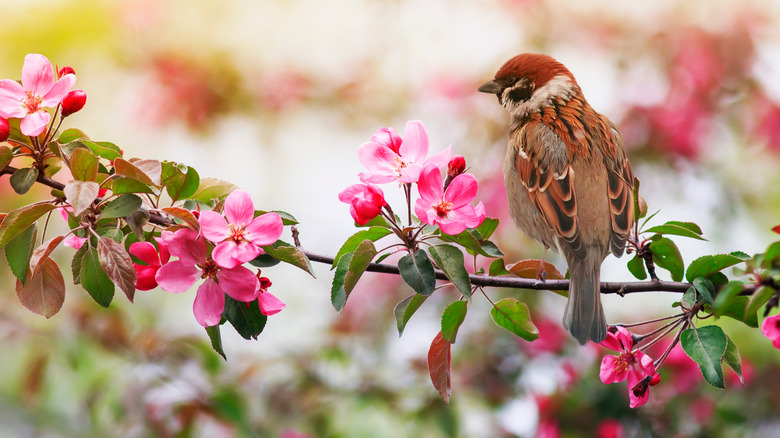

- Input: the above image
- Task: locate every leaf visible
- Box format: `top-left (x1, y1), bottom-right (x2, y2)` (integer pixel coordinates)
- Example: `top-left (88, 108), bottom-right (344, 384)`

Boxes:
top-left (686, 252), bottom-right (750, 283)
top-left (0, 144), bottom-right (13, 169)
top-left (10, 167), bottom-right (39, 194)
top-left (441, 301), bottom-right (468, 343)
top-left (692, 277), bottom-right (715, 305)
top-left (745, 285), bottom-right (774, 320)
top-left (64, 180), bottom-right (100, 216)
top-left (131, 159), bottom-right (162, 186)
top-left (261, 240), bottom-right (315, 277)
top-left (111, 176), bottom-right (155, 194)
top-left (680, 325), bottom-right (728, 389)
top-left (398, 250), bottom-right (436, 296)
top-left (80, 247), bottom-right (115, 307)
top-left (29, 235), bottom-right (64, 273)
top-left (126, 208), bottom-right (150, 240)
top-left (723, 335), bottom-right (743, 385)
top-left (249, 254), bottom-right (281, 268)
top-left (205, 325), bottom-right (227, 361)
top-left (162, 206), bottom-right (201, 231)
top-left (113, 158), bottom-right (158, 187)
top-left (489, 258), bottom-right (509, 276)
top-left (626, 255), bottom-right (648, 280)
top-left (649, 237), bottom-right (684, 281)
top-left (15, 257), bottom-right (65, 318)
top-left (69, 147), bottom-right (99, 181)
top-left (100, 193), bottom-right (142, 219)
top-left (191, 177), bottom-right (239, 203)
top-left (58, 128), bottom-right (87, 143)
top-left (427, 332), bottom-right (452, 403)
top-left (681, 287), bottom-right (697, 309)
top-left (394, 294), bottom-right (428, 336)
top-left (5, 223), bottom-right (36, 284)
top-left (645, 221), bottom-right (707, 240)
top-left (332, 227), bottom-right (392, 269)
top-left (0, 203), bottom-right (57, 249)
top-left (97, 237), bottom-right (137, 302)
top-left (343, 240), bottom-right (377, 293)
top-left (490, 298), bottom-right (539, 341)
top-left (71, 243), bottom-right (88, 285)
top-left (428, 244), bottom-right (472, 298)
top-left (720, 297), bottom-right (758, 328)
top-left (257, 209), bottom-right (299, 226)
top-left (330, 253), bottom-right (352, 312)
top-left (161, 161), bottom-right (200, 202)
top-left (713, 281), bottom-right (745, 316)
top-left (476, 217), bottom-right (499, 239)
top-left (507, 259), bottom-right (565, 280)
top-left (223, 296), bottom-right (267, 340)
top-left (438, 228), bottom-right (503, 258)
top-left (88, 141), bottom-right (123, 161)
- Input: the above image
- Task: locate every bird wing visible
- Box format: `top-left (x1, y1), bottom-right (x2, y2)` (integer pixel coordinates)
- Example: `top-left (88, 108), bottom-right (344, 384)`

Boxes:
top-left (603, 123), bottom-right (635, 257)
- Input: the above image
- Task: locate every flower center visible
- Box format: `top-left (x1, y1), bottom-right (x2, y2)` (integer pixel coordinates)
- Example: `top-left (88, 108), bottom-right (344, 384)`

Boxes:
top-left (433, 200), bottom-right (452, 218)
top-left (228, 223), bottom-right (248, 242)
top-left (612, 351), bottom-right (636, 374)
top-left (21, 90), bottom-right (42, 114)
top-left (199, 259), bottom-right (220, 279)
top-left (393, 156), bottom-right (409, 177)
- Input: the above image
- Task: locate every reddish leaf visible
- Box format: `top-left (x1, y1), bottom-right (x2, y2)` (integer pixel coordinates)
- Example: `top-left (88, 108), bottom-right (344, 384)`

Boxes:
top-left (15, 257), bottom-right (65, 318)
top-left (29, 235), bottom-right (65, 272)
top-left (162, 206), bottom-right (200, 231)
top-left (428, 331), bottom-right (452, 403)
top-left (131, 159), bottom-right (163, 186)
top-left (97, 237), bottom-right (137, 302)
top-left (772, 225), bottom-right (780, 235)
top-left (0, 203), bottom-right (57, 249)
top-left (113, 158), bottom-right (158, 187)
top-left (507, 259), bottom-right (564, 280)
top-left (64, 180), bottom-right (100, 216)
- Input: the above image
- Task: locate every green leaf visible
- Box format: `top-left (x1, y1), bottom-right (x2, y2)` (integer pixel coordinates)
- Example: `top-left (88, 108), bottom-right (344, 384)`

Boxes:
top-left (763, 241), bottom-right (780, 269)
top-left (713, 281), bottom-right (744, 316)
top-left (64, 180), bottom-right (100, 216)
top-left (693, 277), bottom-right (715, 305)
top-left (745, 286), bottom-right (774, 320)
top-left (649, 237), bottom-right (684, 281)
top-left (428, 244), bottom-right (471, 298)
top-left (0, 145), bottom-right (13, 169)
top-left (113, 158), bottom-right (158, 187)
top-left (428, 332), bottom-right (451, 403)
top-left (330, 253), bottom-right (352, 312)
top-left (398, 250), bottom-right (436, 296)
top-left (111, 176), bottom-right (155, 194)
top-left (97, 237), bottom-right (137, 303)
top-left (88, 141), bottom-right (123, 161)
top-left (161, 161), bottom-right (200, 202)
top-left (721, 297), bottom-right (758, 328)
top-left (205, 325), bottom-right (227, 361)
top-left (681, 287), bottom-right (697, 309)
top-left (125, 208), bottom-right (150, 241)
top-left (680, 325), bottom-right (728, 389)
top-left (0, 203), bottom-right (57, 249)
top-left (438, 228), bottom-right (503, 258)
top-left (161, 206), bottom-right (200, 231)
top-left (476, 218), bottom-right (499, 240)
top-left (488, 258), bottom-right (510, 276)
top-left (645, 221), bottom-right (706, 240)
top-left (256, 209), bottom-right (299, 226)
top-left (71, 243), bottom-right (88, 285)
top-left (101, 193), bottom-right (142, 219)
top-left (58, 128), bottom-right (87, 143)
top-left (191, 177), bottom-right (238, 203)
top-left (10, 167), bottom-right (39, 194)
top-left (261, 240), bottom-right (315, 277)
top-left (394, 293), bottom-right (428, 336)
top-left (723, 335), bottom-right (743, 385)
top-left (223, 296), bottom-right (267, 340)
top-left (80, 247), bottom-right (115, 307)
top-left (249, 253), bottom-right (281, 268)
top-left (441, 301), bottom-right (468, 343)
top-left (627, 255), bottom-right (648, 280)
top-left (343, 240), bottom-right (377, 293)
top-left (15, 257), bottom-right (65, 318)
top-left (69, 147), bottom-right (99, 182)
top-left (332, 227), bottom-right (392, 269)
top-left (490, 298), bottom-right (539, 341)
top-left (5, 223), bottom-right (36, 284)
top-left (686, 252), bottom-right (750, 283)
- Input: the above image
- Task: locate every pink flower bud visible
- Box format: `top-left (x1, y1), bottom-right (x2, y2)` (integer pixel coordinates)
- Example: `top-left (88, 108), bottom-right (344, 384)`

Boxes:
top-left (0, 117), bottom-right (9, 142)
top-left (338, 184), bottom-right (387, 225)
top-left (58, 66), bottom-right (75, 78)
top-left (61, 89), bottom-right (86, 117)
top-left (447, 155), bottom-right (466, 178)
top-left (259, 277), bottom-right (272, 290)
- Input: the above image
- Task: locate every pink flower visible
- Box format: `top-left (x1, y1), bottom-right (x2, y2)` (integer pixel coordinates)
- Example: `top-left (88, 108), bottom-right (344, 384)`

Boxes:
top-left (599, 326), bottom-right (659, 408)
top-left (415, 165), bottom-right (485, 235)
top-left (762, 314), bottom-right (780, 349)
top-left (155, 228), bottom-right (259, 326)
top-left (61, 89), bottom-right (86, 117)
top-left (0, 54), bottom-right (76, 136)
top-left (129, 237), bottom-right (170, 291)
top-left (357, 120), bottom-right (451, 184)
top-left (447, 155), bottom-right (466, 178)
top-left (0, 117), bottom-right (8, 142)
top-left (596, 419), bottom-right (624, 438)
top-left (199, 190), bottom-right (284, 269)
top-left (256, 275), bottom-right (285, 316)
top-left (338, 183), bottom-right (387, 225)
top-left (63, 235), bottom-right (87, 250)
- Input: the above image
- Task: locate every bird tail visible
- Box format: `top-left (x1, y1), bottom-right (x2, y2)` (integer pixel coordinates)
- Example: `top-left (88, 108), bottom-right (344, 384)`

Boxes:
top-left (563, 248), bottom-right (607, 344)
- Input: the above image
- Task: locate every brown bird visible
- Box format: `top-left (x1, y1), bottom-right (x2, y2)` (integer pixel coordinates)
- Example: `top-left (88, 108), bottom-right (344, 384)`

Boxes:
top-left (478, 54), bottom-right (635, 344)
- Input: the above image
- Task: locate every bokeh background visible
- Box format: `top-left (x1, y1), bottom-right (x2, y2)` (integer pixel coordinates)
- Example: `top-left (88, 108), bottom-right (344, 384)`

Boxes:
top-left (2, 0), bottom-right (780, 436)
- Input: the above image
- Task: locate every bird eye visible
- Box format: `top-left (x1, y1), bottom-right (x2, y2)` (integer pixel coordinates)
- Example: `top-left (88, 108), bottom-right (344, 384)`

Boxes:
top-left (507, 83), bottom-right (533, 102)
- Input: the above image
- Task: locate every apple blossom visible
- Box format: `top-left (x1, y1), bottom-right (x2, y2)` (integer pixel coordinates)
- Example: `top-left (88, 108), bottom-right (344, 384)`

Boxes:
top-left (762, 314), bottom-right (780, 349)
top-left (129, 237), bottom-right (170, 291)
top-left (357, 120), bottom-right (451, 184)
top-left (0, 54), bottom-right (76, 136)
top-left (599, 326), bottom-right (660, 408)
top-left (338, 183), bottom-right (387, 225)
top-left (415, 165), bottom-right (485, 235)
top-left (61, 89), bottom-right (87, 117)
top-left (63, 235), bottom-right (87, 250)
top-left (199, 189), bottom-right (283, 269)
top-left (256, 274), bottom-right (285, 316)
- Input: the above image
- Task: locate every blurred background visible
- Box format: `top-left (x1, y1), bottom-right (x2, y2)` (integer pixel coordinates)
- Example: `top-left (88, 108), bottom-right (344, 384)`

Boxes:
top-left (1, 0), bottom-right (780, 436)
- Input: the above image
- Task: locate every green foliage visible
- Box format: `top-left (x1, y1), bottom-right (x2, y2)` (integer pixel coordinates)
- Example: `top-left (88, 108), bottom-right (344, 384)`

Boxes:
top-left (224, 296), bottom-right (268, 340)
top-left (343, 239), bottom-right (377, 293)
top-left (680, 325), bottom-right (728, 389)
top-left (5, 223), bottom-right (36, 284)
top-left (10, 167), bottom-right (39, 194)
top-left (394, 293), bottom-right (428, 336)
top-left (332, 226), bottom-right (392, 269)
top-left (441, 301), bottom-right (468, 343)
top-left (398, 250), bottom-right (436, 296)
top-left (489, 298), bottom-right (539, 341)
top-left (428, 244), bottom-right (471, 298)
top-left (79, 247), bottom-right (115, 307)
top-left (649, 236), bottom-right (684, 281)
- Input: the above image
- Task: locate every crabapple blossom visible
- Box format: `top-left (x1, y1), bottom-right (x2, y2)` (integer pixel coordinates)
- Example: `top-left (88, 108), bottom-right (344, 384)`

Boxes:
top-left (762, 314), bottom-right (780, 349)
top-left (129, 237), bottom-right (170, 291)
top-left (61, 89), bottom-right (87, 116)
top-left (414, 165), bottom-right (485, 235)
top-left (338, 183), bottom-right (387, 225)
top-left (0, 54), bottom-right (76, 136)
top-left (199, 189), bottom-right (283, 269)
top-left (256, 274), bottom-right (285, 316)
top-left (599, 326), bottom-right (660, 408)
top-left (357, 120), bottom-right (451, 184)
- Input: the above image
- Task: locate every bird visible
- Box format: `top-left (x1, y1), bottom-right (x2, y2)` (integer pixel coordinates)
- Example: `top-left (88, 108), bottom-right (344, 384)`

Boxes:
top-left (478, 53), bottom-right (635, 344)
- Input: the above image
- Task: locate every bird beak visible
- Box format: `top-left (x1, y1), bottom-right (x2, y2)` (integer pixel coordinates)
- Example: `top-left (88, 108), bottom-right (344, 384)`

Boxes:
top-left (478, 80), bottom-right (503, 94)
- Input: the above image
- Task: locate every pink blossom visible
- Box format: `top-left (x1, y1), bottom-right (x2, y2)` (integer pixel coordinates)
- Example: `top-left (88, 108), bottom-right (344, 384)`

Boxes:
top-left (338, 183), bottom-right (387, 225)
top-left (0, 117), bottom-right (8, 142)
top-left (599, 326), bottom-right (659, 408)
top-left (762, 314), bottom-right (780, 349)
top-left (596, 419), bottom-right (624, 438)
top-left (415, 165), bottom-right (485, 235)
top-left (129, 237), bottom-right (170, 291)
top-left (155, 228), bottom-right (259, 326)
top-left (447, 155), bottom-right (466, 178)
top-left (0, 54), bottom-right (76, 136)
top-left (61, 89), bottom-right (86, 116)
top-left (357, 121), bottom-right (451, 184)
top-left (63, 235), bottom-right (87, 250)
top-left (256, 275), bottom-right (285, 316)
top-left (199, 190), bottom-right (283, 269)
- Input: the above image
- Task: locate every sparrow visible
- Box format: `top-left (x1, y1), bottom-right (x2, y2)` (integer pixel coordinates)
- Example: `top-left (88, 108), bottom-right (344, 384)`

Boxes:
top-left (478, 53), bottom-right (635, 344)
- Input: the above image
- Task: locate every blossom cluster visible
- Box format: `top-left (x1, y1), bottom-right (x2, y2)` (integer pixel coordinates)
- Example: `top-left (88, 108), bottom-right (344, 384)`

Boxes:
top-left (129, 190), bottom-right (285, 326)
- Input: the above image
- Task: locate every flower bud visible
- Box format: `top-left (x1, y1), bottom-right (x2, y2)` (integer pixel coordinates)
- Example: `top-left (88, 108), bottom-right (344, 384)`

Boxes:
top-left (58, 66), bottom-right (75, 78)
top-left (0, 117), bottom-right (9, 142)
top-left (61, 89), bottom-right (86, 117)
top-left (447, 155), bottom-right (466, 178)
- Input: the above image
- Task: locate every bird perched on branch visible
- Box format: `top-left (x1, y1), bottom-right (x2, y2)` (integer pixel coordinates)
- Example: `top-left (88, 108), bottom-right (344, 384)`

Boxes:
top-left (478, 53), bottom-right (635, 344)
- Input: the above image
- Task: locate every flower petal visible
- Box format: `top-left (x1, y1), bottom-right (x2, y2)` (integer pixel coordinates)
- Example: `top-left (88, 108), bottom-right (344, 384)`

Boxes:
top-left (599, 355), bottom-right (628, 384)
top-left (422, 145), bottom-right (453, 171)
top-left (199, 210), bottom-right (230, 242)
top-left (357, 141), bottom-right (400, 178)
top-left (224, 189), bottom-right (255, 226)
top-left (217, 265), bottom-right (259, 302)
top-left (129, 241), bottom-right (162, 265)
top-left (62, 235), bottom-right (87, 250)
top-left (41, 74), bottom-right (76, 107)
top-left (134, 265), bottom-right (160, 291)
top-left (398, 163), bottom-right (423, 184)
top-left (21, 54), bottom-right (54, 96)
top-left (762, 314), bottom-right (780, 346)
top-left (444, 173), bottom-right (478, 208)
top-left (165, 228), bottom-right (207, 264)
top-left (417, 165), bottom-right (444, 204)
top-left (0, 80), bottom-right (27, 118)
top-left (211, 241), bottom-right (240, 269)
top-left (20, 111), bottom-right (50, 136)
top-left (193, 279), bottom-right (225, 326)
top-left (246, 212), bottom-right (283, 246)
top-left (414, 198), bottom-right (435, 226)
top-left (258, 291), bottom-right (286, 315)
top-left (399, 120), bottom-right (429, 163)
top-left (437, 217), bottom-right (467, 235)
top-left (155, 260), bottom-right (201, 293)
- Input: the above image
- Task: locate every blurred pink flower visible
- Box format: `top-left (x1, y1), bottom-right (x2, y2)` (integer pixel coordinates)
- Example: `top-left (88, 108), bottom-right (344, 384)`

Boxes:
top-left (536, 420), bottom-right (560, 438)
top-left (762, 314), bottom-right (780, 349)
top-left (155, 228), bottom-right (258, 326)
top-left (0, 54), bottom-right (76, 136)
top-left (199, 190), bottom-right (283, 269)
top-left (129, 237), bottom-right (170, 291)
top-left (596, 419), bottom-right (624, 438)
top-left (415, 165), bottom-right (485, 235)
top-left (660, 342), bottom-right (701, 393)
top-left (63, 235), bottom-right (87, 250)
top-left (357, 120), bottom-right (451, 184)
top-left (338, 183), bottom-right (387, 225)
top-left (599, 326), bottom-right (659, 408)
